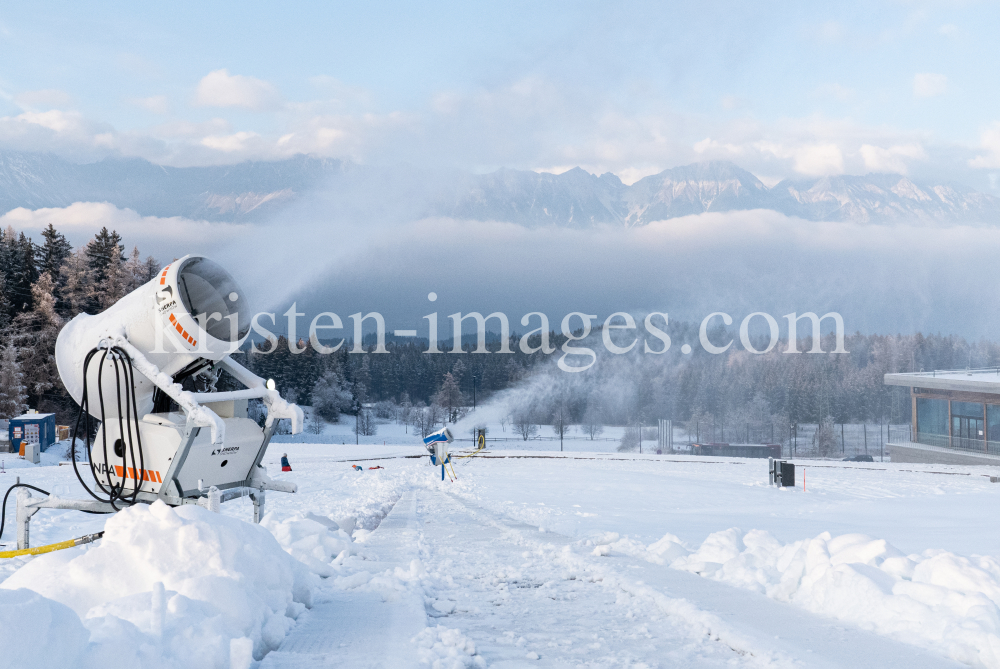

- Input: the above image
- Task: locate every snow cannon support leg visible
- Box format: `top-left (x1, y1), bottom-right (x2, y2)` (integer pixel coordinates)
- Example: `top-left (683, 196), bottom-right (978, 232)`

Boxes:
top-left (16, 487), bottom-right (39, 550)
top-left (251, 490), bottom-right (265, 524)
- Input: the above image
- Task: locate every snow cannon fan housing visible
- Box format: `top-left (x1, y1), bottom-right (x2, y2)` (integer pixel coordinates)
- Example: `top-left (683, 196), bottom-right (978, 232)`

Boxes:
top-left (57, 255), bottom-right (252, 418)
top-left (54, 255), bottom-right (302, 502)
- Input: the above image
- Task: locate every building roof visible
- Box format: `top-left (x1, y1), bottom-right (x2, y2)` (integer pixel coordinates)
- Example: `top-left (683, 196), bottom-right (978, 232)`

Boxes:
top-left (10, 412), bottom-right (55, 421)
top-left (884, 369), bottom-right (1000, 395)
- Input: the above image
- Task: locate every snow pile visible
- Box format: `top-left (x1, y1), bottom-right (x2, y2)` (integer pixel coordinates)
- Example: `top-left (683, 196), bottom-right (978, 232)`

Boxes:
top-left (669, 528), bottom-right (1000, 668)
top-left (0, 588), bottom-right (90, 668)
top-left (260, 511), bottom-right (355, 577)
top-left (412, 624), bottom-right (486, 668)
top-left (0, 501), bottom-right (314, 669)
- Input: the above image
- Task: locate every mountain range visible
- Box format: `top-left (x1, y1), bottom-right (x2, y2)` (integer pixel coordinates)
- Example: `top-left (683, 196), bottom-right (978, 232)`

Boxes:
top-left (1, 150), bottom-right (998, 227)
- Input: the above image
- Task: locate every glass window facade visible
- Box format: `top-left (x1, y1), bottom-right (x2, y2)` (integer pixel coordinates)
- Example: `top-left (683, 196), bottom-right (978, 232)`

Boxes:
top-left (916, 398), bottom-right (949, 447)
top-left (988, 405), bottom-right (1000, 444)
top-left (951, 401), bottom-right (984, 418)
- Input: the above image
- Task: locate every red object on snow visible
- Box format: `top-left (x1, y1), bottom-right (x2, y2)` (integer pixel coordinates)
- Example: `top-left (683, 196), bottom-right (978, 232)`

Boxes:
top-left (280, 454), bottom-right (292, 472)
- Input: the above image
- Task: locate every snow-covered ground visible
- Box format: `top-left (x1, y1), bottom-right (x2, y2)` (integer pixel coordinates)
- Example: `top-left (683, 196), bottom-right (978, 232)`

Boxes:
top-left (4, 441), bottom-right (1000, 667)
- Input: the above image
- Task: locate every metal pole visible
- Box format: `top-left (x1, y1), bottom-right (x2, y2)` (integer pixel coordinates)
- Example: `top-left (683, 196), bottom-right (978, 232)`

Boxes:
top-left (864, 423), bottom-right (868, 455)
top-left (841, 423), bottom-right (845, 453)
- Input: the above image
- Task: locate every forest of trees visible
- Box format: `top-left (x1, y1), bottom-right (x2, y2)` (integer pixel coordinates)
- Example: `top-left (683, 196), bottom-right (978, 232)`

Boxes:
top-left (0, 223), bottom-right (159, 422)
top-left (1, 222), bottom-right (998, 444)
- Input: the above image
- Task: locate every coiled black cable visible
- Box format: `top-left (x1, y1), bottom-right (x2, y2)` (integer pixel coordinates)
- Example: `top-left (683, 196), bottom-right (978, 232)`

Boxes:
top-left (70, 344), bottom-right (147, 510)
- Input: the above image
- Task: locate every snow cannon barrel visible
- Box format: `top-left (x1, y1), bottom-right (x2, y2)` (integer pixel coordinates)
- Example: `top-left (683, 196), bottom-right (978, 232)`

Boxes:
top-left (423, 427), bottom-right (454, 451)
top-left (55, 255), bottom-right (253, 421)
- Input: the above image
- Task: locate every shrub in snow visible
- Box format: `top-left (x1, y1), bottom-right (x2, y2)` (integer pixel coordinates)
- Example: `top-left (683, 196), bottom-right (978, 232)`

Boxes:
top-left (617, 426), bottom-right (639, 452)
top-left (0, 500), bottom-right (315, 668)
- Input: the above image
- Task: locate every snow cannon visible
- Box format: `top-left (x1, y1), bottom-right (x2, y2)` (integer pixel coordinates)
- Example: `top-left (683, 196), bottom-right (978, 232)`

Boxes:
top-left (423, 427), bottom-right (454, 481)
top-left (17, 255), bottom-right (304, 546)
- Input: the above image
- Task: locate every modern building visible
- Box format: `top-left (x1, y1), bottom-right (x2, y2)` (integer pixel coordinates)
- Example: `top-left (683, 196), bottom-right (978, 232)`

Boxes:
top-left (884, 369), bottom-right (1000, 465)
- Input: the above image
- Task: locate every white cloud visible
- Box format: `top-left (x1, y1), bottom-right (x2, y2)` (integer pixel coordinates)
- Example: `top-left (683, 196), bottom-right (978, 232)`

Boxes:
top-left (200, 131), bottom-right (261, 152)
top-left (939, 23), bottom-right (958, 37)
top-left (195, 69), bottom-right (282, 110)
top-left (860, 143), bottom-right (927, 173)
top-left (0, 202), bottom-right (250, 259)
top-left (13, 109), bottom-right (84, 133)
top-left (130, 95), bottom-right (169, 115)
top-left (913, 73), bottom-right (948, 98)
top-left (969, 122), bottom-right (1000, 169)
top-left (15, 89), bottom-right (72, 110)
top-left (152, 118), bottom-right (229, 139)
top-left (755, 140), bottom-right (844, 176)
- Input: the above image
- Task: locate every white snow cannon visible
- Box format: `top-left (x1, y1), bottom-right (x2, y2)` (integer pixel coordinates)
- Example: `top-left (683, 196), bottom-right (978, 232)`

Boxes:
top-left (14, 255), bottom-right (303, 549)
top-left (423, 427), bottom-right (454, 481)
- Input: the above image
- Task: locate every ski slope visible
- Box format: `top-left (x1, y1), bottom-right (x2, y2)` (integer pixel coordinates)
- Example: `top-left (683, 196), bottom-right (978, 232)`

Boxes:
top-left (2, 444), bottom-right (1000, 667)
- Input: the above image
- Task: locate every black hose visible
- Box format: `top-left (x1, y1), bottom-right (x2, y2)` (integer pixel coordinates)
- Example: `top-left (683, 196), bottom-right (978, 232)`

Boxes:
top-left (0, 483), bottom-right (109, 543)
top-left (69, 344), bottom-right (149, 510)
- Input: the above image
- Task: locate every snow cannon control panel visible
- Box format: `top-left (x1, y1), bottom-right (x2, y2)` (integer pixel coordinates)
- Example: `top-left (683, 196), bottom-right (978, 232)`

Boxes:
top-left (768, 458), bottom-right (795, 487)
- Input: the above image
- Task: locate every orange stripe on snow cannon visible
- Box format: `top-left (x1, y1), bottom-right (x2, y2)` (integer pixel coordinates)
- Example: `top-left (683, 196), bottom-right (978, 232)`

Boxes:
top-left (112, 465), bottom-right (162, 482)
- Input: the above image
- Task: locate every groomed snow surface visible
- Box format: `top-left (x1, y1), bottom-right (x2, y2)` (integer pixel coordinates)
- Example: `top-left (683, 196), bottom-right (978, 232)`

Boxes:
top-left (3, 444), bottom-right (1000, 667)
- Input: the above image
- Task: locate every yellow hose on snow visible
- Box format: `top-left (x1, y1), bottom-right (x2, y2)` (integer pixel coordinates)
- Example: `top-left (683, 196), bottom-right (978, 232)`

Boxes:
top-left (0, 531), bottom-right (104, 558)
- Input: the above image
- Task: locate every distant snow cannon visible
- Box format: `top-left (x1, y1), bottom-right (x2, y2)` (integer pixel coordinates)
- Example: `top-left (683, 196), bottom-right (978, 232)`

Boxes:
top-left (11, 255), bottom-right (303, 550)
top-left (423, 427), bottom-right (454, 481)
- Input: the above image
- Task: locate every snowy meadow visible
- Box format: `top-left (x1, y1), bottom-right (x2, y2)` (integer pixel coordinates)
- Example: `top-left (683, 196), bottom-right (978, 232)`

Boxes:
top-left (1, 439), bottom-right (999, 668)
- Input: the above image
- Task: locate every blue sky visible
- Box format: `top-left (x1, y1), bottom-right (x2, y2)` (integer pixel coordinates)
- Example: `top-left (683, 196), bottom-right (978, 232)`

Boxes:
top-left (1, 1), bottom-right (999, 188)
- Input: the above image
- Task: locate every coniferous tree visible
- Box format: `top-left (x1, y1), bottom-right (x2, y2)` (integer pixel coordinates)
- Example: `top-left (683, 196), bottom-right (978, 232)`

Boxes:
top-left (85, 227), bottom-right (125, 285)
top-left (38, 224), bottom-right (72, 280)
top-left (11, 273), bottom-right (62, 409)
top-left (0, 272), bottom-right (11, 330)
top-left (0, 227), bottom-right (27, 318)
top-left (13, 232), bottom-right (40, 313)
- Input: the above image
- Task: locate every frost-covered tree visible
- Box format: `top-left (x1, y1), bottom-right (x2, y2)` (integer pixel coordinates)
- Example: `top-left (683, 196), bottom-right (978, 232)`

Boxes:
top-left (305, 410), bottom-right (325, 435)
top-left (11, 273), bottom-right (63, 408)
top-left (0, 344), bottom-right (27, 419)
top-left (312, 369), bottom-right (353, 422)
top-left (512, 412), bottom-right (537, 441)
top-left (59, 249), bottom-right (96, 316)
top-left (124, 246), bottom-right (159, 291)
top-left (816, 416), bottom-right (837, 457)
top-left (433, 372), bottom-right (464, 423)
top-left (97, 251), bottom-right (130, 310)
